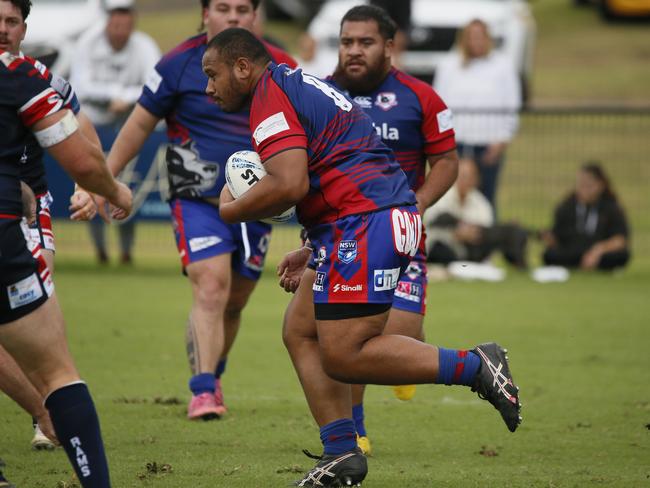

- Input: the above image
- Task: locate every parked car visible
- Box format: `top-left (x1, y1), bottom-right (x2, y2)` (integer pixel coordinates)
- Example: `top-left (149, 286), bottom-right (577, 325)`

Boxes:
top-left (573, 0), bottom-right (650, 20)
top-left (22, 0), bottom-right (105, 76)
top-left (308, 0), bottom-right (536, 103)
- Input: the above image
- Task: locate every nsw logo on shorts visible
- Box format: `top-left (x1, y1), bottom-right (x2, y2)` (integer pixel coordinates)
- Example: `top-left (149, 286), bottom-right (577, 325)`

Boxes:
top-left (337, 240), bottom-right (357, 264)
top-left (373, 268), bottom-right (400, 292)
top-left (313, 271), bottom-right (326, 292)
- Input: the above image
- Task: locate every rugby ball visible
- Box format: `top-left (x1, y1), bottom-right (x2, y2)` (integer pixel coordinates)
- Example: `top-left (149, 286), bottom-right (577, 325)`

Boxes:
top-left (225, 150), bottom-right (295, 224)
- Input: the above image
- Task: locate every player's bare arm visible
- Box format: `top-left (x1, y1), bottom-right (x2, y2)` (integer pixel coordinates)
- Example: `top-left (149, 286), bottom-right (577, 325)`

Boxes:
top-left (219, 148), bottom-right (309, 223)
top-left (106, 103), bottom-right (160, 176)
top-left (32, 109), bottom-right (132, 216)
top-left (415, 149), bottom-right (459, 214)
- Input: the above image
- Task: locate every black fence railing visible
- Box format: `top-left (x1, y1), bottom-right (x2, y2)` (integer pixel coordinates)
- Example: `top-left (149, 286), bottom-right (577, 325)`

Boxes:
top-left (50, 108), bottom-right (650, 263)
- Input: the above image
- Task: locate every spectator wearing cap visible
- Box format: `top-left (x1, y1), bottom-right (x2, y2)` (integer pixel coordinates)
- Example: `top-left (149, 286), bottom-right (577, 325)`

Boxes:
top-left (70, 0), bottom-right (161, 264)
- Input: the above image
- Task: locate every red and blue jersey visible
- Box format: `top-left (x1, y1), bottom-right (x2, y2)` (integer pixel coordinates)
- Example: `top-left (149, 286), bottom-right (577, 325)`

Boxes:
top-left (250, 63), bottom-right (416, 229)
top-left (20, 55), bottom-right (80, 195)
top-left (138, 33), bottom-right (296, 200)
top-left (0, 50), bottom-right (65, 215)
top-left (328, 68), bottom-right (455, 192)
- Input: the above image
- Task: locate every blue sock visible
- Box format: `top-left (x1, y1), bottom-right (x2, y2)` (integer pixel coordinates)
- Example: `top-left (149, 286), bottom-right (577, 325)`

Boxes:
top-left (215, 358), bottom-right (227, 379)
top-left (45, 382), bottom-right (110, 488)
top-left (189, 373), bottom-right (215, 395)
top-left (352, 403), bottom-right (366, 437)
top-left (435, 348), bottom-right (481, 386)
top-left (320, 418), bottom-right (356, 455)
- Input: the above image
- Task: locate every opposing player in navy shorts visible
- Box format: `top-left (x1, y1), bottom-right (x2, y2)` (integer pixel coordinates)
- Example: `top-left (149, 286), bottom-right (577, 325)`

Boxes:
top-left (202, 28), bottom-right (521, 486)
top-left (282, 5), bottom-right (460, 454)
top-left (101, 0), bottom-right (297, 420)
top-left (0, 0), bottom-right (107, 455)
top-left (0, 1), bottom-right (132, 483)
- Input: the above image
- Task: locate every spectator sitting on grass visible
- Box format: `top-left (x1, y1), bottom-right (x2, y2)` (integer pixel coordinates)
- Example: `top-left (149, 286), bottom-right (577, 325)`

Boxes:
top-left (541, 162), bottom-right (630, 271)
top-left (423, 158), bottom-right (528, 268)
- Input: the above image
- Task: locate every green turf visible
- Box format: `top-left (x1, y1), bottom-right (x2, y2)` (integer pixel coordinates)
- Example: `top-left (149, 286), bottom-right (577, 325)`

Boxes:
top-left (1, 236), bottom-right (649, 487)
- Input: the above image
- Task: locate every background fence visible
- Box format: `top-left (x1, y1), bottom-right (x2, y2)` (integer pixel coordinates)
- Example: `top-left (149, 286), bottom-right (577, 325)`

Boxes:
top-left (49, 108), bottom-right (650, 265)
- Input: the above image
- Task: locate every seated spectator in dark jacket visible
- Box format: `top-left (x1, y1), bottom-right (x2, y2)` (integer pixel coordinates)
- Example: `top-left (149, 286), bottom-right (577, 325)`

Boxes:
top-left (423, 158), bottom-right (528, 268)
top-left (541, 162), bottom-right (630, 271)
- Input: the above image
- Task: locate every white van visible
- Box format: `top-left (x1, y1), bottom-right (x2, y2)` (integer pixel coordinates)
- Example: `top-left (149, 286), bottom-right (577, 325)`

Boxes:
top-left (22, 0), bottom-right (105, 76)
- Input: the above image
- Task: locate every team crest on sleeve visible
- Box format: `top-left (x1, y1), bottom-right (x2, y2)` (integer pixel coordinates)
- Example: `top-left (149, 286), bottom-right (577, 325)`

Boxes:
top-left (437, 108), bottom-right (453, 132)
top-left (253, 112), bottom-right (290, 145)
top-left (337, 240), bottom-right (357, 264)
top-left (375, 92), bottom-right (398, 111)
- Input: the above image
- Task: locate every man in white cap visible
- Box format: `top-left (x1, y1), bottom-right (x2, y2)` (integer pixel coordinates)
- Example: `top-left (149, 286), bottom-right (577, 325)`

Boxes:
top-left (70, 0), bottom-right (161, 265)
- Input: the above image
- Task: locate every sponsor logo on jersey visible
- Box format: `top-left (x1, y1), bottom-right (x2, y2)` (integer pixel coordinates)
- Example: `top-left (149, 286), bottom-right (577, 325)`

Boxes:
top-left (313, 271), bottom-right (326, 292)
top-left (353, 96), bottom-right (373, 109)
top-left (375, 92), bottom-right (398, 111)
top-left (373, 267), bottom-right (401, 291)
top-left (405, 262), bottom-right (424, 280)
top-left (394, 282), bottom-right (421, 303)
top-left (7, 273), bottom-right (43, 310)
top-left (253, 112), bottom-right (290, 144)
top-left (437, 108), bottom-right (453, 132)
top-left (315, 246), bottom-right (327, 267)
top-left (333, 283), bottom-right (363, 293)
top-left (337, 240), bottom-right (357, 264)
top-left (145, 68), bottom-right (163, 94)
top-left (373, 122), bottom-right (400, 141)
top-left (391, 209), bottom-right (421, 258)
top-left (189, 236), bottom-right (223, 253)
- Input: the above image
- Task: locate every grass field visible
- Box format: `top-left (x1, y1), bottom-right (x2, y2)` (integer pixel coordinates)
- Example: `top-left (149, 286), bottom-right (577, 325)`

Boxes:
top-left (0, 226), bottom-right (649, 487)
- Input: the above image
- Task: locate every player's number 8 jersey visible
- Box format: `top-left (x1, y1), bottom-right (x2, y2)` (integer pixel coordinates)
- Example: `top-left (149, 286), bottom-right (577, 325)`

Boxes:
top-left (250, 63), bottom-right (416, 229)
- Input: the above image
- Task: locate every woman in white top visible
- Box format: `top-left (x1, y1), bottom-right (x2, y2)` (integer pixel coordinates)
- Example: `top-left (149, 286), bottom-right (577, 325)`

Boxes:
top-left (434, 19), bottom-right (521, 213)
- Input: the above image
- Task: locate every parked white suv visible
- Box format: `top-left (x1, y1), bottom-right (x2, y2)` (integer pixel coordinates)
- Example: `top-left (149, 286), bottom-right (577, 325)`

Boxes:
top-left (308, 0), bottom-right (536, 102)
top-left (22, 0), bottom-right (105, 76)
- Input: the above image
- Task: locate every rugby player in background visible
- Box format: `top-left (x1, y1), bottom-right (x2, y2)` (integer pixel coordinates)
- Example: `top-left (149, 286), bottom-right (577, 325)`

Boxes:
top-left (285, 5), bottom-right (459, 455)
top-left (100, 0), bottom-right (297, 420)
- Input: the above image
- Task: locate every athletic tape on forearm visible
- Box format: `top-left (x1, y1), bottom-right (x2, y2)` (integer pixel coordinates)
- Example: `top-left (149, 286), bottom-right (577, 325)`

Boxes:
top-left (33, 110), bottom-right (79, 148)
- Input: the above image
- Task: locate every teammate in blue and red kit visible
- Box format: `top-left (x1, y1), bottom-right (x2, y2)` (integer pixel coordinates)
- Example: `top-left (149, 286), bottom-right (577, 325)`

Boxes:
top-left (0, 3), bottom-right (132, 486)
top-left (102, 0), bottom-right (297, 420)
top-left (283, 5), bottom-right (459, 455)
top-left (202, 28), bottom-right (521, 486)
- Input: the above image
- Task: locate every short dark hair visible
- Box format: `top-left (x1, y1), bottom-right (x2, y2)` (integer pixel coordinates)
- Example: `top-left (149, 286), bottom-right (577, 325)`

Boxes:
top-left (206, 27), bottom-right (271, 66)
top-left (200, 0), bottom-right (260, 10)
top-left (340, 5), bottom-right (397, 40)
top-left (8, 0), bottom-right (31, 21)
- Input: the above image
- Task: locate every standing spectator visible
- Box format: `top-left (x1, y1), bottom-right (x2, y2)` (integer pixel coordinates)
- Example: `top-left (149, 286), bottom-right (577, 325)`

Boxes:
top-left (423, 158), bottom-right (528, 268)
top-left (70, 0), bottom-right (161, 264)
top-left (434, 18), bottom-right (520, 212)
top-left (541, 162), bottom-right (630, 271)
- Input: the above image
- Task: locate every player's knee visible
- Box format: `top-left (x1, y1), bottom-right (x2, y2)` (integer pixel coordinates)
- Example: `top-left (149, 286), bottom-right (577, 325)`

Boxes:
top-left (320, 349), bottom-right (357, 383)
top-left (193, 278), bottom-right (228, 312)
